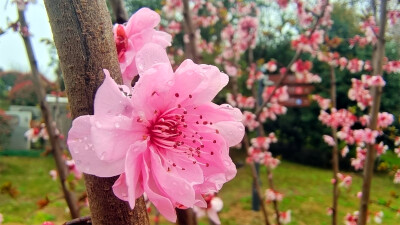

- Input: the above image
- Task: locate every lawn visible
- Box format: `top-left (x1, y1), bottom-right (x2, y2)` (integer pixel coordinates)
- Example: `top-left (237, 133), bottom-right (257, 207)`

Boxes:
top-left (0, 155), bottom-right (399, 225)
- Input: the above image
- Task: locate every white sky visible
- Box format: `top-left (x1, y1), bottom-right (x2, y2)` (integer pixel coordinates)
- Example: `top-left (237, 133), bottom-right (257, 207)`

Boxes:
top-left (0, 0), bottom-right (55, 81)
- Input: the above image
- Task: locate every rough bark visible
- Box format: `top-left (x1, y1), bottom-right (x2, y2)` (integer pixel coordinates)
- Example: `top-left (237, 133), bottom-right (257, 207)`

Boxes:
top-left (182, 0), bottom-right (199, 63)
top-left (357, 1), bottom-right (387, 225)
top-left (330, 65), bottom-right (339, 225)
top-left (18, 8), bottom-right (80, 219)
top-left (176, 208), bottom-right (198, 225)
top-left (43, 1), bottom-right (149, 224)
top-left (109, 0), bottom-right (129, 24)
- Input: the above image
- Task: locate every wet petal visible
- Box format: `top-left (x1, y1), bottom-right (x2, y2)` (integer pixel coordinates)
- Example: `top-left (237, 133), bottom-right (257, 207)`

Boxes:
top-left (67, 116), bottom-right (124, 177)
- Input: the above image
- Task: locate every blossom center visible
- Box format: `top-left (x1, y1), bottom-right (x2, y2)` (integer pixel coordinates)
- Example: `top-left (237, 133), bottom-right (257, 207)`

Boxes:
top-left (115, 25), bottom-right (128, 59)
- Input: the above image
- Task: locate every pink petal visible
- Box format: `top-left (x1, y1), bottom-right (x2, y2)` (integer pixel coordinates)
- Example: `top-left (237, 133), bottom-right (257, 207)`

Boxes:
top-left (193, 133), bottom-right (237, 193)
top-left (67, 116), bottom-right (124, 177)
top-left (95, 70), bottom-right (133, 116)
top-left (207, 209), bottom-right (221, 225)
top-left (213, 121), bottom-right (245, 147)
top-left (90, 115), bottom-right (146, 162)
top-left (163, 151), bottom-right (204, 185)
top-left (112, 173), bottom-right (129, 201)
top-left (135, 43), bottom-right (172, 75)
top-left (131, 63), bottom-right (174, 118)
top-left (175, 60), bottom-right (229, 105)
top-left (150, 147), bottom-right (196, 207)
top-left (143, 153), bottom-right (177, 222)
top-left (126, 8), bottom-right (161, 34)
top-left (124, 141), bottom-right (148, 208)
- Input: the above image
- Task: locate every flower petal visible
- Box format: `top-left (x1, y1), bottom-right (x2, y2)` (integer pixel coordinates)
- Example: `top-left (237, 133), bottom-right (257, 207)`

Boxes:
top-left (213, 121), bottom-right (245, 147)
top-left (67, 116), bottom-right (124, 177)
top-left (124, 141), bottom-right (148, 208)
top-left (143, 153), bottom-right (177, 222)
top-left (207, 209), bottom-right (221, 225)
top-left (90, 115), bottom-right (146, 162)
top-left (135, 43), bottom-right (172, 75)
top-left (94, 69), bottom-right (133, 117)
top-left (150, 147), bottom-right (196, 207)
top-left (175, 60), bottom-right (229, 105)
top-left (126, 8), bottom-right (161, 34)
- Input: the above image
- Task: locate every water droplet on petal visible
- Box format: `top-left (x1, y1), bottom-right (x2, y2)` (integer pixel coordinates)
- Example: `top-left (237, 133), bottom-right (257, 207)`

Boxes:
top-left (115, 123), bottom-right (120, 128)
top-left (167, 80), bottom-right (174, 86)
top-left (122, 193), bottom-right (128, 198)
top-left (100, 152), bottom-right (106, 160)
top-left (95, 121), bottom-right (102, 128)
top-left (84, 145), bottom-right (89, 150)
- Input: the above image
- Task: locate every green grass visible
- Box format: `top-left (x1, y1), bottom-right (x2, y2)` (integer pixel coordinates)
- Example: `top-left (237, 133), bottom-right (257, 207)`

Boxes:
top-left (0, 156), bottom-right (399, 225)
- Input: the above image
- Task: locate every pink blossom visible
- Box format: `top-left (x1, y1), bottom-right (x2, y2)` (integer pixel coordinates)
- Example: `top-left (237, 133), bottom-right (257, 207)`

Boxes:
top-left (246, 147), bottom-right (264, 164)
top-left (345, 211), bottom-right (359, 225)
top-left (251, 133), bottom-right (277, 150)
top-left (277, 0), bottom-right (289, 8)
top-left (41, 222), bottom-right (55, 225)
top-left (357, 191), bottom-right (362, 199)
top-left (66, 160), bottom-right (82, 180)
top-left (327, 207), bottom-right (333, 216)
top-left (194, 193), bottom-right (223, 225)
top-left (236, 94), bottom-right (256, 109)
top-left (394, 169), bottom-right (400, 184)
top-left (312, 94), bottom-right (331, 110)
top-left (49, 170), bottom-right (57, 181)
top-left (264, 60), bottom-right (277, 73)
top-left (338, 57), bottom-right (348, 70)
top-left (377, 112), bottom-right (394, 129)
top-left (375, 142), bottom-right (388, 156)
top-left (323, 135), bottom-right (336, 146)
top-left (388, 10), bottom-right (400, 25)
top-left (263, 152), bottom-right (280, 169)
top-left (113, 8), bottom-right (172, 86)
top-left (0, 213), bottom-right (3, 225)
top-left (237, 16), bottom-right (258, 50)
top-left (243, 111), bottom-right (260, 131)
top-left (337, 173), bottom-right (352, 189)
top-left (67, 44), bottom-right (244, 222)
top-left (279, 210), bottom-right (291, 224)
top-left (361, 75), bottom-right (386, 87)
top-left (395, 148), bottom-right (400, 157)
top-left (341, 146), bottom-right (349, 157)
top-left (374, 211), bottom-right (384, 224)
top-left (346, 58), bottom-right (363, 74)
top-left (265, 188), bottom-right (283, 202)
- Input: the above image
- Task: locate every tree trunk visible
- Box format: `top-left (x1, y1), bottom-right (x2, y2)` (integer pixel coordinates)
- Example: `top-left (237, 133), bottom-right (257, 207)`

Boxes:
top-left (330, 65), bottom-right (339, 225)
top-left (176, 208), bottom-right (198, 225)
top-left (182, 0), bottom-right (198, 63)
top-left (109, 0), bottom-right (129, 24)
top-left (17, 8), bottom-right (80, 219)
top-left (358, 1), bottom-right (387, 224)
top-left (43, 1), bottom-right (149, 224)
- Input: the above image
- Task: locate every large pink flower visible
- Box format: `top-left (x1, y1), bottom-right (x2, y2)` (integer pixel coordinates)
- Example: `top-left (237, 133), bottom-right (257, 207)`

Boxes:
top-left (114, 8), bottom-right (172, 86)
top-left (67, 44), bottom-right (244, 222)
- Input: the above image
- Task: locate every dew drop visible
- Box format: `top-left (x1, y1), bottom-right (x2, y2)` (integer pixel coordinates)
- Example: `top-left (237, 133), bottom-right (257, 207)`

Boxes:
top-left (122, 193), bottom-right (128, 198)
top-left (167, 80), bottom-right (174, 86)
top-left (115, 123), bottom-right (120, 128)
top-left (100, 152), bottom-right (106, 160)
top-left (95, 121), bottom-right (102, 128)
top-left (84, 145), bottom-right (89, 150)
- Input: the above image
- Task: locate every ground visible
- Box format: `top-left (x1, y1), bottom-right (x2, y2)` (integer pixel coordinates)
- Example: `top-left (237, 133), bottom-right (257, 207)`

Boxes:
top-left (0, 155), bottom-right (399, 225)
